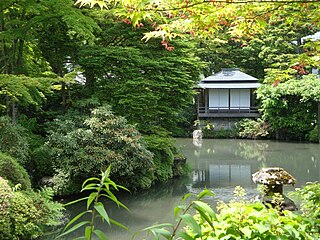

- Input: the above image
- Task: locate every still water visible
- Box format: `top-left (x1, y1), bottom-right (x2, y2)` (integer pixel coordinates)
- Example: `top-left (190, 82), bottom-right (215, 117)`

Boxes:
top-left (64, 138), bottom-right (320, 239)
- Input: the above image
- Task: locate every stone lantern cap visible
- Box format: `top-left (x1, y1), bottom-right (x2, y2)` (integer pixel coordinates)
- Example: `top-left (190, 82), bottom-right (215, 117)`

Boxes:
top-left (252, 167), bottom-right (296, 185)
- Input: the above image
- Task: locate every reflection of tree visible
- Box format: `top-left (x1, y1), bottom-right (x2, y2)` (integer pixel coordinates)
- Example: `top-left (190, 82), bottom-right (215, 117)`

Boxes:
top-left (235, 141), bottom-right (269, 163)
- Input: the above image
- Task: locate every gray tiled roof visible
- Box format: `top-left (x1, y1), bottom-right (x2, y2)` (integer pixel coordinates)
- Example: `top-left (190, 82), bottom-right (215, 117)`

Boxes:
top-left (197, 68), bottom-right (260, 89)
top-left (201, 68), bottom-right (258, 82)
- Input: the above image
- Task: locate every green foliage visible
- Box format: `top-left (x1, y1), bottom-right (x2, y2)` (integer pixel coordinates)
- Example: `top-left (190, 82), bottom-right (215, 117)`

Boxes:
top-left (257, 75), bottom-right (320, 141)
top-left (0, 116), bottom-right (30, 165)
top-left (0, 179), bottom-right (64, 240)
top-left (12, 189), bottom-right (63, 239)
top-left (203, 128), bottom-right (237, 139)
top-left (290, 182), bottom-right (320, 236)
top-left (0, 74), bottom-right (53, 111)
top-left (0, 177), bottom-right (13, 239)
top-left (47, 105), bottom-right (155, 195)
top-left (30, 145), bottom-right (55, 186)
top-left (144, 135), bottom-right (175, 182)
top-left (307, 126), bottom-right (319, 143)
top-left (78, 40), bottom-right (204, 135)
top-left (139, 186), bottom-right (319, 240)
top-left (0, 152), bottom-right (31, 190)
top-left (236, 118), bottom-right (269, 139)
top-left (133, 189), bottom-right (215, 240)
top-left (57, 166), bottom-right (129, 240)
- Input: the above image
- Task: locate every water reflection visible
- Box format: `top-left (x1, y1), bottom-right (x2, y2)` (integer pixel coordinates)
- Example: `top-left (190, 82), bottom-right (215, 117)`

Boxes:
top-left (63, 139), bottom-right (319, 240)
top-left (183, 138), bottom-right (320, 189)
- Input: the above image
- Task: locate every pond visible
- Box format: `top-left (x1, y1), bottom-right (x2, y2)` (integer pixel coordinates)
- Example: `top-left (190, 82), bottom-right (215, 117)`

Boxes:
top-left (63, 138), bottom-right (320, 240)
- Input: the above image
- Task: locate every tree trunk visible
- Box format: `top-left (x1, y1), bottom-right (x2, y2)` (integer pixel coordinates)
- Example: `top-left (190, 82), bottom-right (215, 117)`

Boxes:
top-left (0, 11), bottom-right (8, 74)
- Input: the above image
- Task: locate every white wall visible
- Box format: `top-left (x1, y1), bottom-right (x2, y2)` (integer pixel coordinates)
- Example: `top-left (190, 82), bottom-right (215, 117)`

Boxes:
top-left (230, 89), bottom-right (250, 109)
top-left (209, 89), bottom-right (250, 109)
top-left (209, 89), bottom-right (229, 109)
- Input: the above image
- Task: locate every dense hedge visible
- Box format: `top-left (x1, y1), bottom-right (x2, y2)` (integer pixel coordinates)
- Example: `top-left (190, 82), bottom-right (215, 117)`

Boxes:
top-left (0, 152), bottom-right (31, 190)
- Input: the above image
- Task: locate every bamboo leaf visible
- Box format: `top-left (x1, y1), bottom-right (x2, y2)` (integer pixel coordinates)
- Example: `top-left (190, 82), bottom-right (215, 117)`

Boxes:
top-left (141, 223), bottom-right (174, 231)
top-left (64, 211), bottom-right (90, 231)
top-left (182, 193), bottom-right (196, 201)
top-left (82, 177), bottom-right (100, 188)
top-left (85, 226), bottom-right (92, 239)
top-left (63, 196), bottom-right (88, 206)
top-left (174, 205), bottom-right (185, 217)
top-left (193, 201), bottom-right (217, 220)
top-left (180, 214), bottom-right (202, 237)
top-left (94, 202), bottom-right (110, 225)
top-left (93, 229), bottom-right (109, 240)
top-left (110, 218), bottom-right (129, 231)
top-left (197, 189), bottom-right (215, 200)
top-left (87, 192), bottom-right (97, 210)
top-left (57, 221), bottom-right (90, 238)
top-left (177, 231), bottom-right (194, 240)
top-left (152, 228), bottom-right (172, 239)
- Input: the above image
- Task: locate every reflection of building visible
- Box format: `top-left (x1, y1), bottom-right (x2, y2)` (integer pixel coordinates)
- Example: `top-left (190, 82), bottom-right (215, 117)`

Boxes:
top-left (192, 160), bottom-right (260, 188)
top-left (209, 164), bottom-right (252, 187)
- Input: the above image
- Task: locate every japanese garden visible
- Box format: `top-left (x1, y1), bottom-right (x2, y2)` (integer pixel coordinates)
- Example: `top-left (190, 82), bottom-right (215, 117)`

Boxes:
top-left (0, 0), bottom-right (319, 239)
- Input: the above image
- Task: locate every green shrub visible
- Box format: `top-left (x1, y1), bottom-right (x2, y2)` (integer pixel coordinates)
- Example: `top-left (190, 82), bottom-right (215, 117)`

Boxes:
top-left (307, 126), bottom-right (319, 143)
top-left (47, 105), bottom-right (155, 195)
top-left (236, 118), bottom-right (269, 139)
top-left (290, 182), bottom-right (320, 236)
top-left (202, 128), bottom-right (237, 139)
top-left (30, 145), bottom-right (55, 186)
top-left (0, 116), bottom-right (30, 165)
top-left (0, 152), bottom-right (31, 190)
top-left (0, 177), bottom-right (64, 240)
top-left (144, 134), bottom-right (175, 182)
top-left (8, 188), bottom-right (64, 240)
top-left (0, 177), bottom-right (13, 240)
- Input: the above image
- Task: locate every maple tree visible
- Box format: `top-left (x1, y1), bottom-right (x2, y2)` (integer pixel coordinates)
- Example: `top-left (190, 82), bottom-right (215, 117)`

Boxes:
top-left (75, 0), bottom-right (320, 43)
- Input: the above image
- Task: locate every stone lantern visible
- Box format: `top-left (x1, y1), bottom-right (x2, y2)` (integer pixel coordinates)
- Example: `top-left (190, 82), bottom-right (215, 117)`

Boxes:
top-left (252, 167), bottom-right (297, 211)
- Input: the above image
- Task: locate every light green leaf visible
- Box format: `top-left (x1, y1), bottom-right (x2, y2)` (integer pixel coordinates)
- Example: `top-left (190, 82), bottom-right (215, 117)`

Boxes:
top-left (82, 177), bottom-right (100, 188)
top-left (87, 192), bottom-right (97, 210)
top-left (177, 231), bottom-right (194, 240)
top-left (182, 193), bottom-right (196, 201)
top-left (180, 214), bottom-right (202, 237)
top-left (85, 226), bottom-right (92, 239)
top-left (64, 211), bottom-right (90, 231)
top-left (63, 196), bottom-right (88, 206)
top-left (152, 228), bottom-right (172, 239)
top-left (197, 189), bottom-right (215, 200)
top-left (94, 202), bottom-right (110, 225)
top-left (253, 223), bottom-right (269, 234)
top-left (193, 201), bottom-right (217, 220)
top-left (110, 218), bottom-right (129, 231)
top-left (57, 221), bottom-right (90, 238)
top-left (174, 205), bottom-right (185, 217)
top-left (240, 226), bottom-right (252, 238)
top-left (93, 229), bottom-right (109, 240)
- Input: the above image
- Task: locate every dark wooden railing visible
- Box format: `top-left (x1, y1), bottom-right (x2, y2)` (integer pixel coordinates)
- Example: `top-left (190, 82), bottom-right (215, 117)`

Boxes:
top-left (197, 106), bottom-right (259, 118)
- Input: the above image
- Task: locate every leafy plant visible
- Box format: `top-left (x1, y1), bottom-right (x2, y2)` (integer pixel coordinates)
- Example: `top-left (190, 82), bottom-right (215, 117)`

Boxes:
top-left (290, 182), bottom-right (320, 237)
top-left (236, 118), bottom-right (269, 139)
top-left (133, 189), bottom-right (216, 240)
top-left (0, 177), bottom-right (64, 240)
top-left (135, 186), bottom-right (319, 240)
top-left (0, 152), bottom-right (31, 190)
top-left (0, 116), bottom-right (30, 165)
top-left (57, 166), bottom-right (129, 240)
top-left (47, 105), bottom-right (155, 195)
top-left (257, 75), bottom-right (320, 141)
